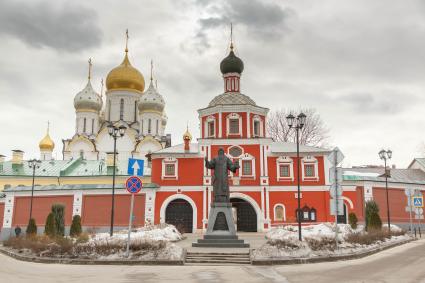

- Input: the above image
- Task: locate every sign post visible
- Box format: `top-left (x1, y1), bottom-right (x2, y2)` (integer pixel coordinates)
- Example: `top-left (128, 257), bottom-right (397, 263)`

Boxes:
top-left (413, 195), bottom-right (424, 235)
top-left (328, 147), bottom-right (344, 249)
top-left (125, 175), bottom-right (143, 258)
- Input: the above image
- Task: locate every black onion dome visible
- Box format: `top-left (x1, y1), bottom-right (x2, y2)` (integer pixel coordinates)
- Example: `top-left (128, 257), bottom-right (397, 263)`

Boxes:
top-left (220, 50), bottom-right (244, 74)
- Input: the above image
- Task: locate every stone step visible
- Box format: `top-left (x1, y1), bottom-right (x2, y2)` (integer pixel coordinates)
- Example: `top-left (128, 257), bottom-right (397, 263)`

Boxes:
top-left (196, 239), bottom-right (246, 244)
top-left (203, 235), bottom-right (239, 240)
top-left (185, 251), bottom-right (251, 265)
top-left (185, 259), bottom-right (251, 265)
top-left (192, 242), bottom-right (250, 248)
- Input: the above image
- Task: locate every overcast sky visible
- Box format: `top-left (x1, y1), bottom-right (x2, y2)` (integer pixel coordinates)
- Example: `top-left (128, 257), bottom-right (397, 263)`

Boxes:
top-left (1, 0), bottom-right (425, 168)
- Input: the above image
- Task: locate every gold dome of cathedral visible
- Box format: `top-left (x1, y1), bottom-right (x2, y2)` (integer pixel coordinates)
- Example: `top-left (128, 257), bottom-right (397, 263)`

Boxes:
top-left (106, 51), bottom-right (145, 93)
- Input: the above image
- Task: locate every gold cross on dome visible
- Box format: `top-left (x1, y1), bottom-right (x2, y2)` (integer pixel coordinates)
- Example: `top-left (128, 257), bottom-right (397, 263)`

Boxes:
top-left (88, 58), bottom-right (92, 80)
top-left (125, 29), bottom-right (129, 52)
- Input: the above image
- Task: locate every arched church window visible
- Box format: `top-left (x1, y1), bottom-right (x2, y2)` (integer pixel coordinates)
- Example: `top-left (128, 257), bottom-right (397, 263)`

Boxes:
top-left (120, 99), bottom-right (124, 120)
top-left (83, 118), bottom-right (86, 133)
top-left (79, 150), bottom-right (84, 159)
top-left (156, 119), bottom-right (159, 135)
top-left (91, 119), bottom-right (94, 134)
top-left (108, 101), bottom-right (111, 121)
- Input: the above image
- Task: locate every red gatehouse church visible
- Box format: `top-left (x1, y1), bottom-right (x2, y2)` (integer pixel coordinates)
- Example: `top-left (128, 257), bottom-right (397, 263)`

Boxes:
top-left (1, 38), bottom-right (423, 239)
top-left (149, 42), bottom-right (345, 233)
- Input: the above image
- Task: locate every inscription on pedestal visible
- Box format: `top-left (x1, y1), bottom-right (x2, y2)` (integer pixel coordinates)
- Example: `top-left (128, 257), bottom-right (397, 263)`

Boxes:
top-left (213, 212), bottom-right (229, 231)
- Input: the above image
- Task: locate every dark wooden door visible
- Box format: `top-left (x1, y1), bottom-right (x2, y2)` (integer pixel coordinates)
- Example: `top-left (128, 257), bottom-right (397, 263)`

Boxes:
top-left (337, 204), bottom-right (347, 224)
top-left (231, 198), bottom-right (257, 232)
top-left (165, 199), bottom-right (193, 233)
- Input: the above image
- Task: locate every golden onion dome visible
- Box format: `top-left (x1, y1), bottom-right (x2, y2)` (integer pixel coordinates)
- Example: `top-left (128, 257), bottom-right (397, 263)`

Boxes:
top-left (183, 126), bottom-right (192, 141)
top-left (39, 126), bottom-right (55, 151)
top-left (106, 52), bottom-right (145, 93)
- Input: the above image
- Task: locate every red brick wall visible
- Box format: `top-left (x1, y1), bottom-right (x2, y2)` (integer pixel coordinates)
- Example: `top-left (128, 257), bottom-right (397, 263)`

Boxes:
top-left (373, 187), bottom-right (410, 222)
top-left (81, 194), bottom-right (145, 227)
top-left (13, 196), bottom-right (74, 226)
top-left (151, 158), bottom-right (204, 186)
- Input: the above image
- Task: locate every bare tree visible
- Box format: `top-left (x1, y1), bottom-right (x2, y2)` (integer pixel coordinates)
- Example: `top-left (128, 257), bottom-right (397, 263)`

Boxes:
top-left (267, 108), bottom-right (329, 147)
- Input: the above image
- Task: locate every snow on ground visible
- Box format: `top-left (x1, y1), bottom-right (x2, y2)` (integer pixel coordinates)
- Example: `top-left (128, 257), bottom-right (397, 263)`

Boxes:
top-left (91, 224), bottom-right (183, 245)
top-left (253, 223), bottom-right (411, 260)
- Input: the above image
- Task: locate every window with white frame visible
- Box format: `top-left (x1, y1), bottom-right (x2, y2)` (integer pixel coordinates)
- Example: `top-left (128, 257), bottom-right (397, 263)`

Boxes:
top-left (276, 156), bottom-right (294, 181)
top-left (229, 119), bottom-right (239, 134)
top-left (302, 156), bottom-right (319, 180)
top-left (162, 157), bottom-right (178, 179)
top-left (208, 121), bottom-right (215, 137)
top-left (252, 115), bottom-right (262, 137)
top-left (274, 204), bottom-right (285, 221)
top-left (240, 153), bottom-right (255, 178)
top-left (204, 116), bottom-right (216, 138)
top-left (227, 113), bottom-right (241, 136)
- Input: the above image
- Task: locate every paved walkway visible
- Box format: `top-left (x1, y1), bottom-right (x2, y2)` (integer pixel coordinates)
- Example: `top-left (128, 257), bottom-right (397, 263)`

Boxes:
top-left (0, 239), bottom-right (424, 282)
top-left (177, 232), bottom-right (267, 252)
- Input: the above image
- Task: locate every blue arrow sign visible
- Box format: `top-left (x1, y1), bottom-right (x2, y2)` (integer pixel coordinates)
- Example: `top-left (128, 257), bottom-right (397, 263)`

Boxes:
top-left (413, 196), bottom-right (424, 208)
top-left (127, 158), bottom-right (144, 176)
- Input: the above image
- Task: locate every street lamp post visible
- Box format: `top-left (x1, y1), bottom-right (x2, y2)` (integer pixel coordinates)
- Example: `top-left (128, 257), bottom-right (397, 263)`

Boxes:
top-left (28, 159), bottom-right (41, 221)
top-left (379, 149), bottom-right (392, 232)
top-left (108, 124), bottom-right (127, 237)
top-left (286, 112), bottom-right (307, 241)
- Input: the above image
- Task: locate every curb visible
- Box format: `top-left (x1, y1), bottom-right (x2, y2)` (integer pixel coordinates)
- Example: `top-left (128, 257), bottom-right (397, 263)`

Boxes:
top-left (251, 238), bottom-right (413, 265)
top-left (0, 247), bottom-right (184, 265)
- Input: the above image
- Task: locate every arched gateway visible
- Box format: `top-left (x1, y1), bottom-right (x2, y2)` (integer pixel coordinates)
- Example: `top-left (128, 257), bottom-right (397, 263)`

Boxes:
top-left (230, 197), bottom-right (257, 232)
top-left (165, 199), bottom-right (193, 233)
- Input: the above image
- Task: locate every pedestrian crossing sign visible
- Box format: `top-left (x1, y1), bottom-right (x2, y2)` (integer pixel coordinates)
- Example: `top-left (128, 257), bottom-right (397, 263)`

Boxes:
top-left (412, 196), bottom-right (423, 208)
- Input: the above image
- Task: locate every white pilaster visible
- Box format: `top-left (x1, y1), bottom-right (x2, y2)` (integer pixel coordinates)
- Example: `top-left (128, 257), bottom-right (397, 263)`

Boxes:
top-left (144, 188), bottom-right (156, 225)
top-left (3, 194), bottom-right (14, 229)
top-left (72, 191), bottom-right (83, 216)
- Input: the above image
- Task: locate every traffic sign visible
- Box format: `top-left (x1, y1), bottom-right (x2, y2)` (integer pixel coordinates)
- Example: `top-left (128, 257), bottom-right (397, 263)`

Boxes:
top-left (329, 167), bottom-right (343, 184)
top-left (330, 198), bottom-right (344, 215)
top-left (125, 176), bottom-right (142, 194)
top-left (327, 147), bottom-right (345, 166)
top-left (330, 183), bottom-right (343, 198)
top-left (127, 158), bottom-right (144, 176)
top-left (413, 196), bottom-right (424, 208)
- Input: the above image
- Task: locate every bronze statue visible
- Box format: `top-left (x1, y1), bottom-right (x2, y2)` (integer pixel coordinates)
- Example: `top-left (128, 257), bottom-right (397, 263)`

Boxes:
top-left (205, 148), bottom-right (239, 203)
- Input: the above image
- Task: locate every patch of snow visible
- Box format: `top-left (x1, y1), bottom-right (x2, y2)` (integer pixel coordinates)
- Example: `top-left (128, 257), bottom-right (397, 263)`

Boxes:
top-left (343, 171), bottom-right (380, 177)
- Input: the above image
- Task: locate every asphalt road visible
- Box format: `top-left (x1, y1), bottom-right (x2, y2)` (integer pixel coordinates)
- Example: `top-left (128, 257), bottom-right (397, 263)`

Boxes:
top-left (1, 239), bottom-right (425, 283)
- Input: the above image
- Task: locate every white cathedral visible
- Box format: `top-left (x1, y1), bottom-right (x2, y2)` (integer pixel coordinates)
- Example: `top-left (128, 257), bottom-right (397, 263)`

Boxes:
top-left (48, 37), bottom-right (171, 164)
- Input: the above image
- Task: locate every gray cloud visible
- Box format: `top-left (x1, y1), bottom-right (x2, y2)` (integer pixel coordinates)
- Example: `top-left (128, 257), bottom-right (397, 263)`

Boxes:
top-left (0, 0), bottom-right (102, 52)
top-left (193, 0), bottom-right (295, 50)
top-left (338, 90), bottom-right (418, 115)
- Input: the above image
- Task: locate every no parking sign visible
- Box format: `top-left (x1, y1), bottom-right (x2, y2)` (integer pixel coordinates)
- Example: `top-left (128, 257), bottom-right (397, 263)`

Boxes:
top-left (125, 176), bottom-right (142, 194)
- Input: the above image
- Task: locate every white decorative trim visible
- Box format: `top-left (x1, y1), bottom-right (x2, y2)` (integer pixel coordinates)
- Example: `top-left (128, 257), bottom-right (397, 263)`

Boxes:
top-left (252, 115), bottom-right (264, 137)
top-left (273, 203), bottom-right (286, 221)
top-left (161, 157), bottom-right (178, 180)
top-left (240, 153), bottom-right (256, 178)
top-left (342, 196), bottom-right (354, 209)
top-left (72, 191), bottom-right (83, 216)
top-left (227, 145), bottom-right (244, 158)
top-left (204, 115), bottom-right (216, 138)
top-left (3, 194), bottom-right (14, 228)
top-left (301, 156), bottom-right (319, 181)
top-left (144, 188), bottom-right (156, 225)
top-left (159, 194), bottom-right (198, 233)
top-left (226, 113), bottom-right (242, 137)
top-left (218, 112), bottom-right (222, 138)
top-left (230, 192), bottom-right (264, 232)
top-left (276, 156), bottom-right (294, 181)
top-left (247, 111), bottom-right (251, 138)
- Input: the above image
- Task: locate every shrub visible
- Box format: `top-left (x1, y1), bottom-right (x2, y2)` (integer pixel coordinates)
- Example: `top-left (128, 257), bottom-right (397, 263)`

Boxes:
top-left (52, 204), bottom-right (65, 237)
top-left (305, 236), bottom-right (338, 251)
top-left (70, 215), bottom-right (82, 237)
top-left (26, 218), bottom-right (37, 236)
top-left (44, 213), bottom-right (55, 237)
top-left (346, 230), bottom-right (405, 245)
top-left (267, 238), bottom-right (303, 250)
top-left (365, 200), bottom-right (382, 231)
top-left (348, 212), bottom-right (358, 229)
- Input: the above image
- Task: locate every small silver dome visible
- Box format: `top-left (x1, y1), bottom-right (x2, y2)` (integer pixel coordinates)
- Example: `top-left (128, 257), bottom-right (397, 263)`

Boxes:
top-left (74, 81), bottom-right (103, 111)
top-left (138, 82), bottom-right (165, 112)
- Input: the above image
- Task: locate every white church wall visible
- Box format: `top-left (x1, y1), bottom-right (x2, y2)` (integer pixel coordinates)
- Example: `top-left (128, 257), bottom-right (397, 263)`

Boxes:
top-left (106, 90), bottom-right (139, 123)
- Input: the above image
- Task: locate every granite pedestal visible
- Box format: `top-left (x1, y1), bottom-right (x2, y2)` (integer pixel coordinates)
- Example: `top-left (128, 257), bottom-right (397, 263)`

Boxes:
top-left (192, 202), bottom-right (249, 248)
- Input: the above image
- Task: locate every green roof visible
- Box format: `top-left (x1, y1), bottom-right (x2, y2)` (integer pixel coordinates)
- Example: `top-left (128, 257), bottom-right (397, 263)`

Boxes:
top-left (0, 157), bottom-right (151, 177)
